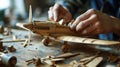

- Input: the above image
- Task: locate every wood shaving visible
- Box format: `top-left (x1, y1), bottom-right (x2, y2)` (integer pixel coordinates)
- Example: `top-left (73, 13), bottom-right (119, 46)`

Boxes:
top-left (12, 35), bottom-right (17, 40)
top-left (107, 54), bottom-right (119, 63)
top-left (50, 64), bottom-right (56, 67)
top-left (0, 42), bottom-right (3, 50)
top-left (23, 39), bottom-right (29, 47)
top-left (0, 25), bottom-right (4, 34)
top-left (8, 45), bottom-right (16, 52)
top-left (41, 37), bottom-right (51, 46)
top-left (34, 58), bottom-right (42, 66)
top-left (61, 42), bottom-right (70, 53)
top-left (26, 58), bottom-right (43, 66)
top-left (117, 61), bottom-right (120, 67)
top-left (0, 42), bottom-right (4, 52)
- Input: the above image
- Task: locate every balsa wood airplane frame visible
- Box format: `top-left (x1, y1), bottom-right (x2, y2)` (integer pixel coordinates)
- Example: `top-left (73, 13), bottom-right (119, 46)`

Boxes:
top-left (16, 5), bottom-right (120, 46)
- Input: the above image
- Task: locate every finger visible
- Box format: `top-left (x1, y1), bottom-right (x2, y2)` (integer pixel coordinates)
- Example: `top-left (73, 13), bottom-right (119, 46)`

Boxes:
top-left (53, 3), bottom-right (62, 22)
top-left (70, 9), bottom-right (97, 29)
top-left (62, 12), bottom-right (72, 25)
top-left (90, 22), bottom-right (101, 35)
top-left (48, 7), bottom-right (54, 20)
top-left (76, 14), bottom-right (98, 32)
top-left (79, 9), bottom-right (97, 21)
top-left (80, 22), bottom-right (97, 36)
top-left (53, 10), bottom-right (59, 22)
top-left (89, 28), bottom-right (98, 35)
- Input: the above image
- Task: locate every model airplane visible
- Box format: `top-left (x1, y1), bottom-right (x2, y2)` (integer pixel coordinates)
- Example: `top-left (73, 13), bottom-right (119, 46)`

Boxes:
top-left (16, 5), bottom-right (120, 46)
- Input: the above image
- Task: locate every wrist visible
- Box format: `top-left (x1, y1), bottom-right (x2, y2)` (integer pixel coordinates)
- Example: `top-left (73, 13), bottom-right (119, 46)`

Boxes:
top-left (111, 16), bottom-right (120, 36)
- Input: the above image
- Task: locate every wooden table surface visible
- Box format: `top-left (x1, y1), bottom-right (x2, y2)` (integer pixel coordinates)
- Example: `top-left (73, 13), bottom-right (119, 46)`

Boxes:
top-left (0, 29), bottom-right (119, 67)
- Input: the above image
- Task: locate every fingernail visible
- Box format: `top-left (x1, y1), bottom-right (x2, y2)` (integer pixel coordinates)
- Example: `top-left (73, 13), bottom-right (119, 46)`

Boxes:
top-left (54, 18), bottom-right (57, 21)
top-left (70, 24), bottom-right (73, 29)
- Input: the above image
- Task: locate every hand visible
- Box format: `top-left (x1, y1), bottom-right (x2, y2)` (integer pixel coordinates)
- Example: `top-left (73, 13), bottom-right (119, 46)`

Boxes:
top-left (48, 3), bottom-right (72, 25)
top-left (70, 9), bottom-right (115, 36)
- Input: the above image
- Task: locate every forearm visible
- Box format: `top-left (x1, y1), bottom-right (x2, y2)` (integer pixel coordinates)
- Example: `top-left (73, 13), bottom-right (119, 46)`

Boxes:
top-left (111, 16), bottom-right (120, 36)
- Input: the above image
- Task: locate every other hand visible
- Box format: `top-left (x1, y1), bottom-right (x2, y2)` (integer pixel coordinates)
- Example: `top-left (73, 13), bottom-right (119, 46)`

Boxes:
top-left (70, 9), bottom-right (115, 36)
top-left (48, 3), bottom-right (72, 25)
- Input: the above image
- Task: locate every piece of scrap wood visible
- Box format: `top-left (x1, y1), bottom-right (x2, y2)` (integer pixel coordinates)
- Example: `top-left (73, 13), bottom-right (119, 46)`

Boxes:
top-left (23, 39), bottom-right (29, 47)
top-left (56, 52), bottom-right (80, 58)
top-left (0, 39), bottom-right (26, 43)
top-left (86, 57), bottom-right (103, 67)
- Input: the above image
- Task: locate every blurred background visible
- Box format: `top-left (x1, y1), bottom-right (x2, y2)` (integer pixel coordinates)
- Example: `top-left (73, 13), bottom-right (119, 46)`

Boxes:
top-left (0, 0), bottom-right (55, 28)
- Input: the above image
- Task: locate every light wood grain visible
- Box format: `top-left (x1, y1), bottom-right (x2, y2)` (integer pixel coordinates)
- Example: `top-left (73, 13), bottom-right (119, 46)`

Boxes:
top-left (57, 36), bottom-right (120, 45)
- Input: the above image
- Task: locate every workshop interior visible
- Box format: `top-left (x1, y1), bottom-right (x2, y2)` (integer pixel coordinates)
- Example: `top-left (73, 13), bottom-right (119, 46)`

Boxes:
top-left (0, 0), bottom-right (54, 27)
top-left (0, 0), bottom-right (120, 67)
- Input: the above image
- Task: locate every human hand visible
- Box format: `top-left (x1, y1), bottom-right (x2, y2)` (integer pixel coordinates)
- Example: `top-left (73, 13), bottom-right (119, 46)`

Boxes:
top-left (70, 9), bottom-right (115, 36)
top-left (48, 3), bottom-right (72, 25)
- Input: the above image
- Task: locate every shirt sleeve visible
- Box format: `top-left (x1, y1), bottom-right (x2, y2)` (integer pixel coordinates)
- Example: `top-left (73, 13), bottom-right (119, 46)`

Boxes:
top-left (56, 0), bottom-right (87, 15)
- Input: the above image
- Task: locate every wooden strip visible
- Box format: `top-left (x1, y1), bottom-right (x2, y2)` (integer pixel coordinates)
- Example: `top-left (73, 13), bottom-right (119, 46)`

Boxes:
top-left (56, 53), bottom-right (80, 58)
top-left (0, 39), bottom-right (26, 43)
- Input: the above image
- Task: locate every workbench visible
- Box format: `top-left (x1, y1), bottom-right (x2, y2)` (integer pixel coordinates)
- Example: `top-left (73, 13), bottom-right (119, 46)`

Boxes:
top-left (0, 29), bottom-right (119, 67)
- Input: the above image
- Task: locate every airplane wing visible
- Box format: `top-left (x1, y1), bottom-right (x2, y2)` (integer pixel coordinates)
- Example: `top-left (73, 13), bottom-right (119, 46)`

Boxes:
top-left (56, 35), bottom-right (120, 45)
